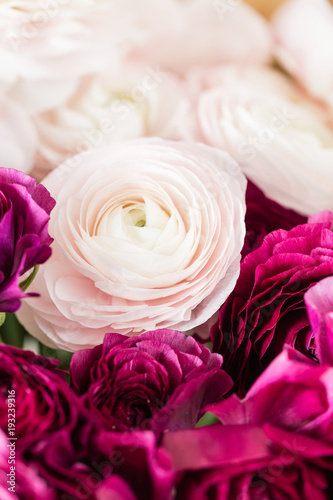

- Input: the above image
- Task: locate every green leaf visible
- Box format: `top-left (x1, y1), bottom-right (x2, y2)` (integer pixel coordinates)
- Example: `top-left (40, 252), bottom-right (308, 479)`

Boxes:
top-left (196, 412), bottom-right (219, 428)
top-left (38, 342), bottom-right (73, 368)
top-left (20, 265), bottom-right (39, 292)
top-left (39, 342), bottom-right (58, 358)
top-left (0, 313), bottom-right (5, 328)
top-left (55, 349), bottom-right (73, 369)
top-left (0, 313), bottom-right (25, 348)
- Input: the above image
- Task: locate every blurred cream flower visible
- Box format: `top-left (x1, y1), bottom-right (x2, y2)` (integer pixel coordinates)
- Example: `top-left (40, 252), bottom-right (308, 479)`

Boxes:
top-left (179, 65), bottom-right (333, 216)
top-left (273, 0), bottom-right (333, 112)
top-left (32, 66), bottom-right (185, 179)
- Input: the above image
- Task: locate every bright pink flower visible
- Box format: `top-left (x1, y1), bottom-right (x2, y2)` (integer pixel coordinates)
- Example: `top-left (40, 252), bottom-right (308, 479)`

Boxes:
top-left (212, 216), bottom-right (333, 396)
top-left (162, 423), bottom-right (333, 500)
top-left (208, 348), bottom-right (333, 443)
top-left (305, 275), bottom-right (333, 366)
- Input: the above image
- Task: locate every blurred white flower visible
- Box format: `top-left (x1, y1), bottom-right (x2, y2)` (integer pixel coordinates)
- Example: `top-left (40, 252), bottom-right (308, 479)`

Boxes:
top-left (272, 0), bottom-right (333, 111)
top-left (123, 0), bottom-right (272, 75)
top-left (0, 96), bottom-right (37, 172)
top-left (32, 66), bottom-right (185, 179)
top-left (0, 0), bottom-right (137, 112)
top-left (179, 65), bottom-right (333, 216)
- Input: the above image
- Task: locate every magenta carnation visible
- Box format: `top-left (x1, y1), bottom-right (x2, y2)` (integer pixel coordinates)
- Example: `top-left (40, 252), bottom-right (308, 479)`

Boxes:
top-left (0, 168), bottom-right (55, 312)
top-left (70, 329), bottom-right (232, 435)
top-left (211, 217), bottom-right (333, 396)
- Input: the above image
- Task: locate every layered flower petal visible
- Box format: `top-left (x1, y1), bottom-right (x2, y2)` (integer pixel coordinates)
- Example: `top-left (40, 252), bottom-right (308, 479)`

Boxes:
top-left (17, 138), bottom-right (246, 350)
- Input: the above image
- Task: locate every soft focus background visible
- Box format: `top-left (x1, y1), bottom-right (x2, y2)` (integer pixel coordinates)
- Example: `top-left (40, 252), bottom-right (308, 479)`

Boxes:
top-left (246, 0), bottom-right (333, 17)
top-left (245, 0), bottom-right (288, 17)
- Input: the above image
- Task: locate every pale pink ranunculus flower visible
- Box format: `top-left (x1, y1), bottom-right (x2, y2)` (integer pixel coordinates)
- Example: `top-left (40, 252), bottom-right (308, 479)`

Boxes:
top-left (0, 0), bottom-right (135, 113)
top-left (179, 64), bottom-right (333, 216)
top-left (17, 138), bottom-right (246, 351)
top-left (272, 0), bottom-right (333, 112)
top-left (123, 0), bottom-right (272, 75)
top-left (32, 66), bottom-right (186, 181)
top-left (0, 96), bottom-right (37, 173)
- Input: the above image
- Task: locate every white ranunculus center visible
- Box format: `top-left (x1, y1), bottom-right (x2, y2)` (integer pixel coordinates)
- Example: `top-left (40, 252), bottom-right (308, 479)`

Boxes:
top-left (125, 206), bottom-right (147, 227)
top-left (95, 197), bottom-right (174, 251)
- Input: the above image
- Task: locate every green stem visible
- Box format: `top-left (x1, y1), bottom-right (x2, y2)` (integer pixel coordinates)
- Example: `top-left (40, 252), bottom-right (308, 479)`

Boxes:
top-left (0, 313), bottom-right (26, 348)
top-left (20, 265), bottom-right (39, 292)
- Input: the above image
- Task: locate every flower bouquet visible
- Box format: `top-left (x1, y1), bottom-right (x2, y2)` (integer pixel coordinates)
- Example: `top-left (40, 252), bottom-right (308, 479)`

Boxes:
top-left (1, 0), bottom-right (333, 498)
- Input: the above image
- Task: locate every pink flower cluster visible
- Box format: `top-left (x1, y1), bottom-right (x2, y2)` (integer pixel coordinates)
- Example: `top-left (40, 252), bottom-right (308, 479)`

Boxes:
top-left (2, 323), bottom-right (333, 499)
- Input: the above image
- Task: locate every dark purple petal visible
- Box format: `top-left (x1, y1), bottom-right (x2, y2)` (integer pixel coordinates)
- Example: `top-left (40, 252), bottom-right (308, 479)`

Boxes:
top-left (71, 330), bottom-right (228, 435)
top-left (0, 344), bottom-right (85, 453)
top-left (0, 168), bottom-right (54, 313)
top-left (243, 180), bottom-right (306, 258)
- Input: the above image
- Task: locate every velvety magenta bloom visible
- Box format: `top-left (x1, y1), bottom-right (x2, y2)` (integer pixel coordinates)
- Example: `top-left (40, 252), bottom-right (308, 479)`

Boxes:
top-left (71, 329), bottom-right (232, 434)
top-left (96, 430), bottom-right (174, 500)
top-left (164, 348), bottom-right (333, 499)
top-left (211, 217), bottom-right (333, 396)
top-left (0, 168), bottom-right (55, 312)
top-left (0, 431), bottom-right (56, 500)
top-left (305, 275), bottom-right (333, 366)
top-left (32, 428), bottom-right (173, 500)
top-left (0, 344), bottom-right (84, 453)
top-left (95, 477), bottom-right (138, 500)
top-left (29, 427), bottom-right (99, 500)
top-left (243, 180), bottom-right (306, 258)
top-left (162, 424), bottom-right (333, 500)
top-left (207, 348), bottom-right (333, 443)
